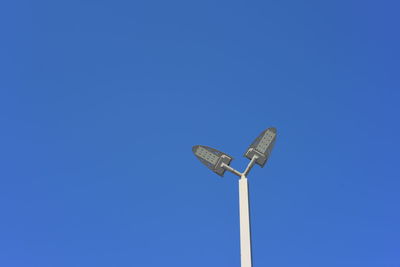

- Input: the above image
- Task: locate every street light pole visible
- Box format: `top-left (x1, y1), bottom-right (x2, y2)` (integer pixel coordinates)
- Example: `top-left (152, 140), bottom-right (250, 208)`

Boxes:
top-left (239, 155), bottom-right (258, 267)
top-left (223, 155), bottom-right (258, 267)
top-left (239, 176), bottom-right (252, 267)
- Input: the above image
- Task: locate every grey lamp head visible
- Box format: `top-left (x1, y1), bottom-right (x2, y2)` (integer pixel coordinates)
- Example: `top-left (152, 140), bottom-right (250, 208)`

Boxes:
top-left (192, 145), bottom-right (233, 177)
top-left (244, 127), bottom-right (277, 167)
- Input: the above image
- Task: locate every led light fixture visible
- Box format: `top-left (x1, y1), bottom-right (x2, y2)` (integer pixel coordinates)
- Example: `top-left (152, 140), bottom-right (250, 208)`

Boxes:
top-left (244, 127), bottom-right (277, 167)
top-left (192, 145), bottom-right (233, 177)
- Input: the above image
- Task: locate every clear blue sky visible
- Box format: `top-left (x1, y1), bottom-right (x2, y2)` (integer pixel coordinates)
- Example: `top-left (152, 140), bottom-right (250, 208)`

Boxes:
top-left (1, 0), bottom-right (399, 266)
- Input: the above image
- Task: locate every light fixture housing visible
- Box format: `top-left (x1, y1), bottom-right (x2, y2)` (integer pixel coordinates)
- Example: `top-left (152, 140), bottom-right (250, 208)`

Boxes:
top-left (192, 145), bottom-right (233, 177)
top-left (244, 127), bottom-right (277, 167)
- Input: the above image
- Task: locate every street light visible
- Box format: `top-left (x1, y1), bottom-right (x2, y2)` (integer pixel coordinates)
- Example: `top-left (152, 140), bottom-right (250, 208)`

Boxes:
top-left (192, 127), bottom-right (277, 267)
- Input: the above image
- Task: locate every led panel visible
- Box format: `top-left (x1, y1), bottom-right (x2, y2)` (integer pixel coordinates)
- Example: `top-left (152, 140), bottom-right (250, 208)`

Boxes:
top-left (256, 130), bottom-right (276, 154)
top-left (192, 145), bottom-right (233, 177)
top-left (195, 146), bottom-right (219, 166)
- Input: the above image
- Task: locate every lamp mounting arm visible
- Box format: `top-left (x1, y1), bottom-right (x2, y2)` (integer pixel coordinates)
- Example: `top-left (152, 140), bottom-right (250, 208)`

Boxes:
top-left (222, 155), bottom-right (259, 179)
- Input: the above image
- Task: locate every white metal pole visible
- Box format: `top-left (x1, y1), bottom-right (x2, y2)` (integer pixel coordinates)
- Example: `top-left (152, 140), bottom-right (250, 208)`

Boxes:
top-left (239, 175), bottom-right (252, 267)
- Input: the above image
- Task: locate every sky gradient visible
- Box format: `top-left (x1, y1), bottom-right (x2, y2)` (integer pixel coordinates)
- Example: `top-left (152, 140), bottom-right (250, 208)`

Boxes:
top-left (1, 0), bottom-right (400, 266)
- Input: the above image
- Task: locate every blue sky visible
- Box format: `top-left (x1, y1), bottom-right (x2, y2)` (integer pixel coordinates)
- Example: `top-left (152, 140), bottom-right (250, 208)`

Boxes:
top-left (1, 0), bottom-right (399, 266)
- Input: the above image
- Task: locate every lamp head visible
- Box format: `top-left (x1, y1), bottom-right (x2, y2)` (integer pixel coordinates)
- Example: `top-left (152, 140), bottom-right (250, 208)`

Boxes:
top-left (244, 127), bottom-right (277, 167)
top-left (192, 145), bottom-right (233, 177)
